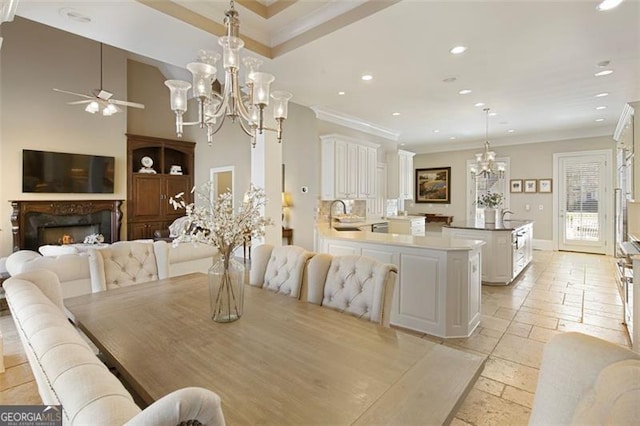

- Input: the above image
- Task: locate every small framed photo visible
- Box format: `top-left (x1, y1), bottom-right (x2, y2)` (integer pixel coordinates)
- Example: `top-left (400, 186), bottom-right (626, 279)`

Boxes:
top-left (524, 179), bottom-right (537, 193)
top-left (510, 179), bottom-right (523, 193)
top-left (538, 179), bottom-right (552, 193)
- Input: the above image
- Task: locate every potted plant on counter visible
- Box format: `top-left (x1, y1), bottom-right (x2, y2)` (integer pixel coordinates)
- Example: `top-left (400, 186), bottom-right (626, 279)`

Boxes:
top-left (477, 191), bottom-right (504, 224)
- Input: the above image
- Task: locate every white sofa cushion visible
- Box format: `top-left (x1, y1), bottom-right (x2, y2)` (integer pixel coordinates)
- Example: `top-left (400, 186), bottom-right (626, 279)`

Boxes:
top-left (153, 240), bottom-right (218, 278)
top-left (5, 250), bottom-right (42, 275)
top-left (18, 253), bottom-right (92, 299)
top-left (38, 244), bottom-right (79, 256)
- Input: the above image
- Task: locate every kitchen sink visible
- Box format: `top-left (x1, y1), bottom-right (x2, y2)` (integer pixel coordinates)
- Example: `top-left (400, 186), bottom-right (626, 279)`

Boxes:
top-left (333, 227), bottom-right (362, 232)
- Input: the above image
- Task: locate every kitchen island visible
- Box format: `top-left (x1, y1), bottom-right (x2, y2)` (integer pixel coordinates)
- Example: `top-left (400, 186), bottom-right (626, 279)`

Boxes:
top-left (315, 224), bottom-right (485, 338)
top-left (442, 219), bottom-right (534, 285)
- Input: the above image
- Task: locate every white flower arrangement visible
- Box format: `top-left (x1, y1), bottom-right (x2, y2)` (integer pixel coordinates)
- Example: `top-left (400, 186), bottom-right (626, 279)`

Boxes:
top-left (169, 182), bottom-right (272, 259)
top-left (83, 233), bottom-right (105, 244)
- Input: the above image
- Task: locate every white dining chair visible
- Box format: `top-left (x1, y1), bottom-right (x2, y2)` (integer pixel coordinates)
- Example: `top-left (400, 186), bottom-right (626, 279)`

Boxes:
top-left (306, 254), bottom-right (397, 326)
top-left (249, 244), bottom-right (314, 300)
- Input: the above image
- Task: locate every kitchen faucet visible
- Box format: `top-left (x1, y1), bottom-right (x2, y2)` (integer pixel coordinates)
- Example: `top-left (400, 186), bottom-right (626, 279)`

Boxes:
top-left (501, 210), bottom-right (514, 222)
top-left (328, 200), bottom-right (347, 225)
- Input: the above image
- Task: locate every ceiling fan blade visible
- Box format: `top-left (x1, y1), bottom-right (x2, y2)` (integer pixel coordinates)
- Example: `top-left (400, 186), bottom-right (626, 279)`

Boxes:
top-left (67, 100), bottom-right (94, 105)
top-left (53, 88), bottom-right (93, 99)
top-left (110, 99), bottom-right (145, 109)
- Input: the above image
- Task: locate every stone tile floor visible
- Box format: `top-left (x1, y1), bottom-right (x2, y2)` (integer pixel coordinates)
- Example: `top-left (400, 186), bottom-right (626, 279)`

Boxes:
top-left (0, 250), bottom-right (630, 424)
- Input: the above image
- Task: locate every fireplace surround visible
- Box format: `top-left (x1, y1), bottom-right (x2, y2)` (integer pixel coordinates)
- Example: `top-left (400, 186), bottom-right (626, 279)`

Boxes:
top-left (10, 200), bottom-right (123, 252)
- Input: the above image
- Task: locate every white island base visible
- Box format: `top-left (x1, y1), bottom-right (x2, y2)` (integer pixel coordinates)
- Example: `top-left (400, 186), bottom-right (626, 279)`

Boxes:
top-left (316, 226), bottom-right (484, 338)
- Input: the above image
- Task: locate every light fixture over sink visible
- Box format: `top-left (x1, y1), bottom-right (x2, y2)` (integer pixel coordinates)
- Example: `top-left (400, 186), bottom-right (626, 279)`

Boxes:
top-left (164, 0), bottom-right (292, 147)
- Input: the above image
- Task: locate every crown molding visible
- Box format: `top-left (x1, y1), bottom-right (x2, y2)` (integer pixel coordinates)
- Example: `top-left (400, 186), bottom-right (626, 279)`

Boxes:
top-left (310, 105), bottom-right (401, 141)
top-left (613, 103), bottom-right (634, 142)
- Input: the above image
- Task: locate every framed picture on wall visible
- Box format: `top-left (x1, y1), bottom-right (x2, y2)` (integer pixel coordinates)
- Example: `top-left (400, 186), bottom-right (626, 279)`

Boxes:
top-left (524, 179), bottom-right (537, 193)
top-left (415, 167), bottom-right (451, 203)
top-left (538, 179), bottom-right (552, 193)
top-left (510, 179), bottom-right (523, 193)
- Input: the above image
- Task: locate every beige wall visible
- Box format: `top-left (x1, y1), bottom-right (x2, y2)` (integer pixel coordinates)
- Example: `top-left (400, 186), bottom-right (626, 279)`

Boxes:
top-left (0, 18), bottom-right (127, 256)
top-left (411, 136), bottom-right (614, 241)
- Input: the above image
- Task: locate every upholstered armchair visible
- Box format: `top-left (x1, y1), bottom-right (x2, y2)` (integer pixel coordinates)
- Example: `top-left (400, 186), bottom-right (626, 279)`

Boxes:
top-left (88, 241), bottom-right (168, 292)
top-left (529, 332), bottom-right (640, 425)
top-left (306, 254), bottom-right (397, 327)
top-left (249, 244), bottom-right (315, 299)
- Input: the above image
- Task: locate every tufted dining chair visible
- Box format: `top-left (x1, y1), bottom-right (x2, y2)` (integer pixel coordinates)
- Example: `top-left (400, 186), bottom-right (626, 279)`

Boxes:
top-left (88, 241), bottom-right (168, 292)
top-left (306, 254), bottom-right (397, 327)
top-left (249, 244), bottom-right (315, 300)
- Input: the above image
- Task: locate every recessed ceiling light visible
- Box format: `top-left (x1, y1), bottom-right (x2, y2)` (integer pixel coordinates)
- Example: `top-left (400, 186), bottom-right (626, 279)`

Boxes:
top-left (597, 0), bottom-right (624, 11)
top-left (595, 118), bottom-right (605, 122)
top-left (489, 112), bottom-right (497, 116)
top-left (361, 74), bottom-right (373, 81)
top-left (338, 91), bottom-right (345, 95)
top-left (474, 102), bottom-right (485, 107)
top-left (596, 106), bottom-right (607, 110)
top-left (449, 46), bottom-right (467, 55)
top-left (597, 60), bottom-right (611, 68)
top-left (433, 129), bottom-right (440, 133)
top-left (508, 129), bottom-right (515, 133)
top-left (594, 70), bottom-right (613, 77)
top-left (449, 136), bottom-right (456, 140)
top-left (59, 8), bottom-right (92, 23)
top-left (595, 92), bottom-right (609, 97)
top-left (443, 77), bottom-right (457, 83)
top-left (458, 89), bottom-right (472, 95)
top-left (392, 112), bottom-right (400, 116)
top-left (400, 143), bottom-right (406, 146)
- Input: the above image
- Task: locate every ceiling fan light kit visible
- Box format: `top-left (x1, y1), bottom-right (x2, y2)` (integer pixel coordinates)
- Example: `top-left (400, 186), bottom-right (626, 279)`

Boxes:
top-left (165, 0), bottom-right (292, 148)
top-left (53, 43), bottom-right (145, 117)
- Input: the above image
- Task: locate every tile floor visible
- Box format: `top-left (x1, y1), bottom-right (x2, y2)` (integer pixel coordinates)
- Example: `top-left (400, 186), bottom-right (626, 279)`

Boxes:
top-left (0, 250), bottom-right (631, 424)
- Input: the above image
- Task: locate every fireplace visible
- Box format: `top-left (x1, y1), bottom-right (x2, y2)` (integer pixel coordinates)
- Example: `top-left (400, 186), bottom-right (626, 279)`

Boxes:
top-left (10, 200), bottom-right (123, 252)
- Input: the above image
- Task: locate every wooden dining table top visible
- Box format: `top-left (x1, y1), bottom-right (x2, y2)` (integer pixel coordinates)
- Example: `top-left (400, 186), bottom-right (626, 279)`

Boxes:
top-left (66, 273), bottom-right (485, 425)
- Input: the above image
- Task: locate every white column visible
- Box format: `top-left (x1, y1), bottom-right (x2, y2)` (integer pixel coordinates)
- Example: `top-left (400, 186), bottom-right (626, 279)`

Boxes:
top-left (251, 130), bottom-right (282, 247)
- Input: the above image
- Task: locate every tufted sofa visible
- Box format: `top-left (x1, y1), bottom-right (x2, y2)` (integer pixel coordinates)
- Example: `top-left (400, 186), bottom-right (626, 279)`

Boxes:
top-left (529, 332), bottom-right (640, 425)
top-left (4, 269), bottom-right (226, 426)
top-left (249, 244), bottom-right (315, 299)
top-left (306, 254), bottom-right (397, 326)
top-left (4, 241), bottom-right (218, 298)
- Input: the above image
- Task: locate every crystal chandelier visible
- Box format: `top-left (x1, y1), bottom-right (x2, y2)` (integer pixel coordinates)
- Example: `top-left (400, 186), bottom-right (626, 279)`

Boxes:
top-left (471, 108), bottom-right (505, 179)
top-left (164, 0), bottom-right (292, 147)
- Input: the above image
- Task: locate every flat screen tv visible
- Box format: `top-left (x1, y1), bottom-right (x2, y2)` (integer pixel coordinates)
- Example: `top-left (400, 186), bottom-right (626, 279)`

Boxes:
top-left (23, 149), bottom-right (115, 193)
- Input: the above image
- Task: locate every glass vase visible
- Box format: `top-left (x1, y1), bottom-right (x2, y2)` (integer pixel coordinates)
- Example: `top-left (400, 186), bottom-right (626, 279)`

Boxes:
top-left (208, 255), bottom-right (244, 323)
top-left (484, 208), bottom-right (496, 224)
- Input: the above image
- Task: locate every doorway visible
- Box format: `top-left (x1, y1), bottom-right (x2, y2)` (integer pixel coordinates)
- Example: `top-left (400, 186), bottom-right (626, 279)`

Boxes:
top-left (554, 150), bottom-right (612, 255)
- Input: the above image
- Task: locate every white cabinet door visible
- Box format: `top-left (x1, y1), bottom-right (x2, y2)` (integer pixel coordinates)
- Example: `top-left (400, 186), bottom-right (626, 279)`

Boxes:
top-left (334, 140), bottom-right (349, 199)
top-left (387, 150), bottom-right (416, 200)
top-left (321, 135), bottom-right (379, 200)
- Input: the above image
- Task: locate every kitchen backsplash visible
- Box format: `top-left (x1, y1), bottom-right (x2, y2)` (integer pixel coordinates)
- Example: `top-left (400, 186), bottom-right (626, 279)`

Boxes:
top-left (318, 200), bottom-right (366, 222)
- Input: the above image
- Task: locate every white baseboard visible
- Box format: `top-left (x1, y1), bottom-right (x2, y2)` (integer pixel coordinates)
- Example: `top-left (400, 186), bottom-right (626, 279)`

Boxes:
top-left (533, 239), bottom-right (554, 251)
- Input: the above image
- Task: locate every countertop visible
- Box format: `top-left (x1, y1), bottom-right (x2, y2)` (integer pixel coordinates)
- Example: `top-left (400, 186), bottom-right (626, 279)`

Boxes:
top-left (445, 219), bottom-right (534, 231)
top-left (331, 218), bottom-right (388, 229)
top-left (384, 215), bottom-right (425, 221)
top-left (317, 224), bottom-right (485, 251)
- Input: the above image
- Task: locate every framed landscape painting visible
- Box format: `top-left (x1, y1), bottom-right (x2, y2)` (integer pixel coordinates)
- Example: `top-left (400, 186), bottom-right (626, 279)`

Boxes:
top-left (415, 167), bottom-right (451, 203)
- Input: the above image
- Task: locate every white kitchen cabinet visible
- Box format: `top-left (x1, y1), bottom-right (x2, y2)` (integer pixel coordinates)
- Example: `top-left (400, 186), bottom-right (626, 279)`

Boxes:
top-left (321, 134), bottom-right (378, 200)
top-left (388, 216), bottom-right (425, 235)
top-left (387, 149), bottom-right (415, 200)
top-left (442, 221), bottom-right (533, 285)
top-left (315, 228), bottom-right (483, 338)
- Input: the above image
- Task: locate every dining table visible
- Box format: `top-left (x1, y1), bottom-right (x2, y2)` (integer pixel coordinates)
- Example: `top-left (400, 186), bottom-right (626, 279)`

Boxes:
top-left (66, 273), bottom-right (485, 425)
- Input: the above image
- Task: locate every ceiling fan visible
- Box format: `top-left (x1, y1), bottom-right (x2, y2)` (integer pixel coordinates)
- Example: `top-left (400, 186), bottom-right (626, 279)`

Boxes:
top-left (53, 43), bottom-right (145, 116)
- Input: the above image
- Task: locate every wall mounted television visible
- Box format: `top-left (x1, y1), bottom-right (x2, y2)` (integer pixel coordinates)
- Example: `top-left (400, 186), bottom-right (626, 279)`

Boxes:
top-left (23, 149), bottom-right (115, 193)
